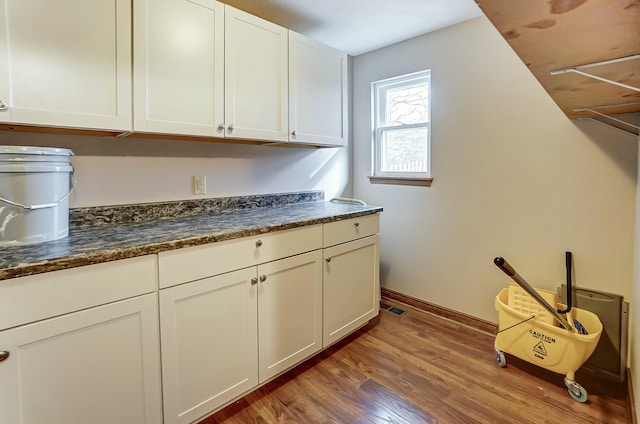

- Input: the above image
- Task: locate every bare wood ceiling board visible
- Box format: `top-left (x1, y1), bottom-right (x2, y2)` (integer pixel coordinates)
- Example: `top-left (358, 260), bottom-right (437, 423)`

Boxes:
top-left (476, 0), bottom-right (640, 122)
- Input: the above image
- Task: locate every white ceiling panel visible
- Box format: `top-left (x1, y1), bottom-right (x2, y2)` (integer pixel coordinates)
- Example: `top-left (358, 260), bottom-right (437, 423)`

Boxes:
top-left (220, 0), bottom-right (483, 55)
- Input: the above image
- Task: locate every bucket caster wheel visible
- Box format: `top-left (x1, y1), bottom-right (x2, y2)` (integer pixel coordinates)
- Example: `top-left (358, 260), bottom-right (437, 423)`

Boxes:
top-left (495, 348), bottom-right (506, 368)
top-left (564, 378), bottom-right (587, 403)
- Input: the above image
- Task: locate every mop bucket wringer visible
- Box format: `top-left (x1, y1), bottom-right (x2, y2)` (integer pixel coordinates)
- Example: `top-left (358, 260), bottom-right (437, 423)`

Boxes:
top-left (493, 255), bottom-right (603, 402)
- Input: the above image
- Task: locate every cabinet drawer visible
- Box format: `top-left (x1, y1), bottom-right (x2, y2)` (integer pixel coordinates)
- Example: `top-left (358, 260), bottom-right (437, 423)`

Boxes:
top-left (158, 225), bottom-right (322, 288)
top-left (0, 255), bottom-right (158, 331)
top-left (323, 214), bottom-right (379, 247)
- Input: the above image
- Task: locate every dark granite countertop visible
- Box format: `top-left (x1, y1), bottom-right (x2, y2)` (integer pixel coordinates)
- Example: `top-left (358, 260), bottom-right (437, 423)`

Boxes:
top-left (0, 192), bottom-right (382, 281)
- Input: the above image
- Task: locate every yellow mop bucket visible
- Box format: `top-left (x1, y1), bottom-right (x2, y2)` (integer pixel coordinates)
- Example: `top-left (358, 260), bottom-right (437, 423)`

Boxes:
top-left (493, 255), bottom-right (603, 402)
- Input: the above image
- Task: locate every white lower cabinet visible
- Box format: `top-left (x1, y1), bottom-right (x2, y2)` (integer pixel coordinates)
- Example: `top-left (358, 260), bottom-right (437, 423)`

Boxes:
top-left (159, 218), bottom-right (379, 423)
top-left (322, 214), bottom-right (381, 347)
top-left (0, 293), bottom-right (162, 424)
top-left (323, 235), bottom-right (380, 347)
top-left (0, 255), bottom-right (162, 424)
top-left (159, 267), bottom-right (259, 424)
top-left (257, 250), bottom-right (323, 382)
top-left (0, 216), bottom-right (380, 424)
top-left (158, 227), bottom-right (323, 424)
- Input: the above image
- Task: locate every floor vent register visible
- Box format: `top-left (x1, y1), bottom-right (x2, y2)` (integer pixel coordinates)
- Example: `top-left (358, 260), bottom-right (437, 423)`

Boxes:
top-left (380, 302), bottom-right (406, 316)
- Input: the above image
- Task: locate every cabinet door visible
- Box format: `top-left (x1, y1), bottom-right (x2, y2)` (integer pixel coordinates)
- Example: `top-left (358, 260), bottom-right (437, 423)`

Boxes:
top-left (224, 6), bottom-right (288, 142)
top-left (160, 268), bottom-right (258, 424)
top-left (0, 0), bottom-right (132, 131)
top-left (289, 31), bottom-right (348, 147)
top-left (323, 235), bottom-right (380, 347)
top-left (257, 250), bottom-right (323, 382)
top-left (0, 294), bottom-right (162, 424)
top-left (133, 0), bottom-right (225, 137)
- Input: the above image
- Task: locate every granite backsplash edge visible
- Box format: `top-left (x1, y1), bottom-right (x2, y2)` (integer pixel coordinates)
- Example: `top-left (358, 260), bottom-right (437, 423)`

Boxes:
top-left (69, 191), bottom-right (324, 228)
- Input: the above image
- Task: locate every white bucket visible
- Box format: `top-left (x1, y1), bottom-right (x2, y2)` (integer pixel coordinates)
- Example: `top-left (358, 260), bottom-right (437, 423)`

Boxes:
top-left (0, 145), bottom-right (75, 245)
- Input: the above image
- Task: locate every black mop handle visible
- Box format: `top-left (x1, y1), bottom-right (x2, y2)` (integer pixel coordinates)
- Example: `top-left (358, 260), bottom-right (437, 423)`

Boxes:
top-left (557, 251), bottom-right (573, 314)
top-left (494, 257), bottom-right (572, 330)
top-left (494, 256), bottom-right (516, 276)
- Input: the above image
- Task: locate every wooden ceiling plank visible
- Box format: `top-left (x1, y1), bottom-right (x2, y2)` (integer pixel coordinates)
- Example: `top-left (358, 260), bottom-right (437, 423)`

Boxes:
top-left (476, 0), bottom-right (640, 120)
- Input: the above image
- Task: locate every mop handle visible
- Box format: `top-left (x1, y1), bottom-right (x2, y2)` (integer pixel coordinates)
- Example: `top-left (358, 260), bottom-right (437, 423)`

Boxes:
top-left (494, 257), bottom-right (572, 331)
top-left (557, 251), bottom-right (573, 314)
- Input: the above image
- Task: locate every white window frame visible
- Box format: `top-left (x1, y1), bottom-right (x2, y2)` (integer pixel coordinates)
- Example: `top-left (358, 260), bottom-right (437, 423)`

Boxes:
top-left (370, 70), bottom-right (432, 186)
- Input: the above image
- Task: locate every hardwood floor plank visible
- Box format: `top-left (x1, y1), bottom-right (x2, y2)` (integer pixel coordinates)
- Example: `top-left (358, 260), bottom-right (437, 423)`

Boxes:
top-left (201, 299), bottom-right (629, 424)
top-left (356, 378), bottom-right (436, 424)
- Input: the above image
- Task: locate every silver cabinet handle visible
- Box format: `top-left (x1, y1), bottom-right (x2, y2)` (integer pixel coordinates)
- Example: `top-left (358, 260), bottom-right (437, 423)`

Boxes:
top-left (251, 277), bottom-right (259, 285)
top-left (259, 274), bottom-right (267, 282)
top-left (0, 351), bottom-right (9, 362)
top-left (291, 130), bottom-right (296, 137)
top-left (255, 239), bottom-right (263, 247)
top-left (227, 124), bottom-right (235, 132)
top-left (325, 257), bottom-right (332, 263)
top-left (0, 100), bottom-right (8, 111)
top-left (217, 123), bottom-right (225, 132)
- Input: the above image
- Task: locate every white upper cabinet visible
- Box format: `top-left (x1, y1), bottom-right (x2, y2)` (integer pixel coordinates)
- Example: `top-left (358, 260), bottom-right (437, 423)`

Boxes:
top-left (0, 0), bottom-right (132, 131)
top-left (0, 0), bottom-right (348, 145)
top-left (224, 6), bottom-right (289, 142)
top-left (134, 3), bottom-right (290, 142)
top-left (133, 0), bottom-right (225, 137)
top-left (288, 31), bottom-right (348, 147)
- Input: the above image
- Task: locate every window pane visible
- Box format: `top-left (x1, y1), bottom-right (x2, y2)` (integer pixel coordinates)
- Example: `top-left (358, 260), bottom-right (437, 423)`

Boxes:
top-left (372, 69), bottom-right (431, 179)
top-left (381, 127), bottom-right (429, 173)
top-left (384, 83), bottom-right (429, 126)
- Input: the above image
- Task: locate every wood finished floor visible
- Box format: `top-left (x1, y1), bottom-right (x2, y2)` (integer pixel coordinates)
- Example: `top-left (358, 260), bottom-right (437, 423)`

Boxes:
top-left (200, 299), bottom-right (629, 424)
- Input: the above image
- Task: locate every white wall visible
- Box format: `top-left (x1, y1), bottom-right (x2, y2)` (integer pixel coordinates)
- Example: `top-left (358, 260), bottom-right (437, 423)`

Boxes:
top-left (0, 131), bottom-right (352, 207)
top-left (352, 16), bottom-right (638, 323)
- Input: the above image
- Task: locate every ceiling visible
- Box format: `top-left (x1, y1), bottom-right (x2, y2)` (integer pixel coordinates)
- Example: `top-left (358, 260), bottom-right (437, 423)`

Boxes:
top-left (219, 0), bottom-right (639, 134)
top-left (477, 0), bottom-right (640, 134)
top-left (219, 0), bottom-right (484, 56)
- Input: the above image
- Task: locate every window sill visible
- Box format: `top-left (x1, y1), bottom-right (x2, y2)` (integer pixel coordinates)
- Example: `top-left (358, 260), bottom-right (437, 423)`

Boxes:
top-left (368, 176), bottom-right (433, 187)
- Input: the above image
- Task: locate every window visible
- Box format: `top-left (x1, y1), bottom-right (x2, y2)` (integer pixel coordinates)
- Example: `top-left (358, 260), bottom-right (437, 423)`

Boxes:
top-left (370, 70), bottom-right (432, 186)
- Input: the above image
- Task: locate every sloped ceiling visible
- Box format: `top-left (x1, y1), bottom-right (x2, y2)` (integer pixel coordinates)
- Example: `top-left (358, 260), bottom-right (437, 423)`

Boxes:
top-left (476, 0), bottom-right (640, 134)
